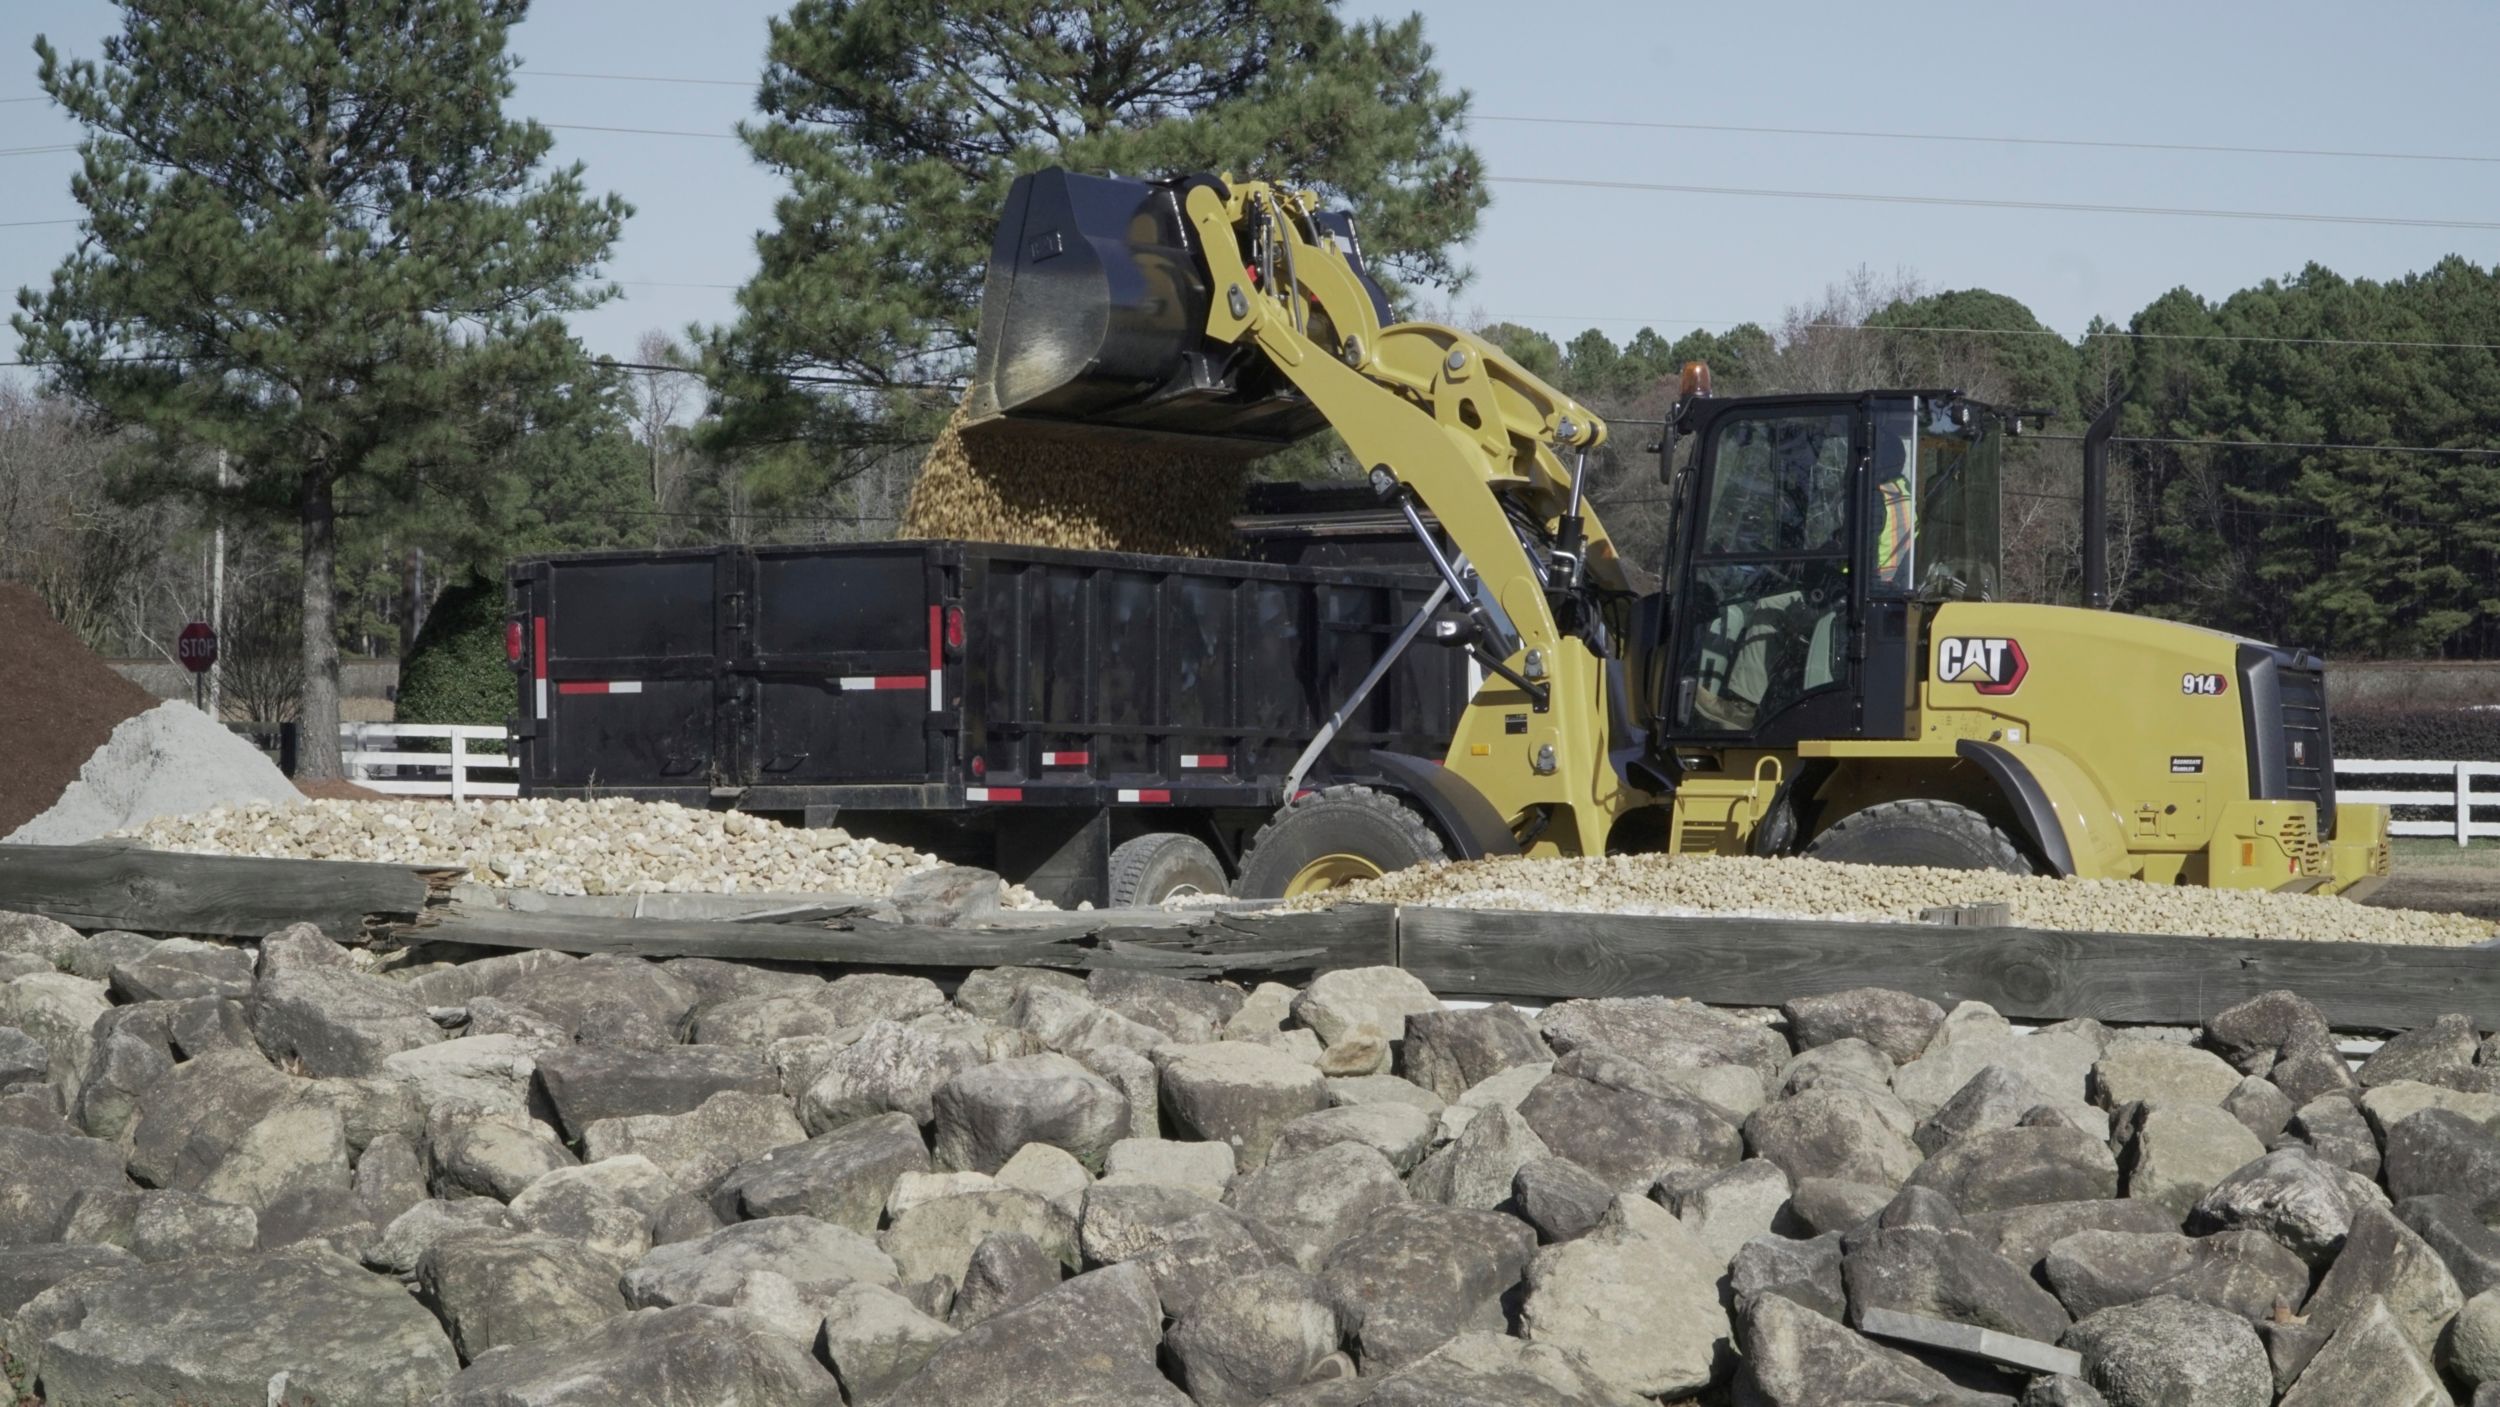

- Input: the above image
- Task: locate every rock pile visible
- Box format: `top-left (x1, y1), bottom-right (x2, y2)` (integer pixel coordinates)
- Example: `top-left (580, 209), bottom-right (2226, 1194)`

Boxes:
top-left (7, 700), bottom-right (304, 847)
top-left (114, 796), bottom-right (1053, 904)
top-left (1292, 852), bottom-right (2495, 947)
top-left (5, 906), bottom-right (2500, 1405)
top-left (901, 403), bottom-right (1247, 558)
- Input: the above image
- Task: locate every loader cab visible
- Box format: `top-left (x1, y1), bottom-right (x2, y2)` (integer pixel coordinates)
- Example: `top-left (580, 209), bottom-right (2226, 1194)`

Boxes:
top-left (1647, 389), bottom-right (2006, 751)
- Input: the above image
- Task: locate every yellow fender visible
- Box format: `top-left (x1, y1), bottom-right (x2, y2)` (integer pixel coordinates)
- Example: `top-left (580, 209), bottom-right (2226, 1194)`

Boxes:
top-left (1955, 739), bottom-right (2134, 880)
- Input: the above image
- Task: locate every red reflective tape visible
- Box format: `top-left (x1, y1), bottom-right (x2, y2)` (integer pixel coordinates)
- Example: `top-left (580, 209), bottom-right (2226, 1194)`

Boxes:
top-left (532, 617), bottom-right (547, 680)
top-left (556, 681), bottom-right (608, 695)
top-left (873, 675), bottom-right (925, 691)
top-left (928, 604), bottom-right (942, 669)
top-left (1118, 788), bottom-right (1172, 804)
top-left (1181, 753), bottom-right (1230, 768)
top-left (1040, 751), bottom-right (1090, 767)
top-left (966, 787), bottom-right (1022, 803)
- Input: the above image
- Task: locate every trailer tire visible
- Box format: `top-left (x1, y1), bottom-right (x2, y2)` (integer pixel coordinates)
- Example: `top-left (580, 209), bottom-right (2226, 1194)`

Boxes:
top-left (1106, 832), bottom-right (1230, 908)
top-left (1234, 786), bottom-right (1450, 900)
top-left (1803, 799), bottom-right (2039, 874)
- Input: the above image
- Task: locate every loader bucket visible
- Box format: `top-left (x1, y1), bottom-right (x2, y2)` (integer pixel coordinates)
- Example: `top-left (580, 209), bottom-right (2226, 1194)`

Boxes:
top-left (962, 169), bottom-right (1326, 456)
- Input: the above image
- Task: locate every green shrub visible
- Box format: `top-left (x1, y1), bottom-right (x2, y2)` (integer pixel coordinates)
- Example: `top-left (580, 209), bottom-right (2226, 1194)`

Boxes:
top-left (2332, 707), bottom-right (2500, 763)
top-left (396, 576), bottom-right (512, 747)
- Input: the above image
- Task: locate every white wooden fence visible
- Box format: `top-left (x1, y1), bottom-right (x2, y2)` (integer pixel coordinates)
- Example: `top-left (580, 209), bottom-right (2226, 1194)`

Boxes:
top-left (341, 723), bottom-right (517, 801)
top-left (2336, 758), bottom-right (2499, 846)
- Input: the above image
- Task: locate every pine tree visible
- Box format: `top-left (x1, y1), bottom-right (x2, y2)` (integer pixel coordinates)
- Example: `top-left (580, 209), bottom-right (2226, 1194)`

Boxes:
top-left (13, 0), bottom-right (627, 777)
top-left (706, 0), bottom-right (1483, 473)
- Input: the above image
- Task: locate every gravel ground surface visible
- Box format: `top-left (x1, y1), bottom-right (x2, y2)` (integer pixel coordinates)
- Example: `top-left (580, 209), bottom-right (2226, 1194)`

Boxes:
top-left (114, 798), bottom-right (1051, 905)
top-left (1289, 853), bottom-right (2496, 947)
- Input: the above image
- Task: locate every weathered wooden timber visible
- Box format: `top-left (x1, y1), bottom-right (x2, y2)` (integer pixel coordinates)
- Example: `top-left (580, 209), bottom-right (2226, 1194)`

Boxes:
top-left (1399, 907), bottom-right (2500, 1034)
top-left (398, 902), bottom-right (1398, 980)
top-left (0, 843), bottom-right (441, 940)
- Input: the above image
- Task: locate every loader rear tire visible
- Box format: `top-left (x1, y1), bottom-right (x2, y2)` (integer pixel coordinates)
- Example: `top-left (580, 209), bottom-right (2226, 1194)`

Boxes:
top-left (1106, 832), bottom-right (1229, 907)
top-left (1234, 786), bottom-right (1449, 901)
top-left (1803, 799), bottom-right (2039, 875)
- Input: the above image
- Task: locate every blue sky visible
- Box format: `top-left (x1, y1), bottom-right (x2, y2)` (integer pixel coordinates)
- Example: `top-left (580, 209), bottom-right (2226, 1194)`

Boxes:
top-left (5, 0), bottom-right (2496, 382)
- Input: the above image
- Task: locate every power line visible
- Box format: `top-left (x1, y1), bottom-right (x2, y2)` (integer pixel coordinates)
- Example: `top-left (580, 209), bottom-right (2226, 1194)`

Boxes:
top-left (2038, 433), bottom-right (2500, 459)
top-left (1489, 174), bottom-right (2500, 234)
top-left (1486, 312), bottom-right (2500, 354)
top-left (1475, 114), bottom-right (2500, 167)
top-left (0, 218), bottom-right (81, 229)
top-left (0, 144), bottom-right (77, 158)
top-left (545, 122), bottom-right (739, 141)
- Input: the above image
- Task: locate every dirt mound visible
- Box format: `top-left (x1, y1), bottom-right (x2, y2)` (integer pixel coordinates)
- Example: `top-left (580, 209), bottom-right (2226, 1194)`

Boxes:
top-left (0, 582), bottom-right (161, 837)
top-left (901, 403), bottom-right (1244, 557)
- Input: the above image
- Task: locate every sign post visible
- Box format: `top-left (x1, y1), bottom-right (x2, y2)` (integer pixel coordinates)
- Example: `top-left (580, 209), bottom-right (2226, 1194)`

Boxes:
top-left (178, 621), bottom-right (219, 713)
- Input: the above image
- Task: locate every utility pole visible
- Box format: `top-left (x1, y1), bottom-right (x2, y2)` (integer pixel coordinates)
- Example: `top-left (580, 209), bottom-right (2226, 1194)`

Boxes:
top-left (207, 448), bottom-right (225, 720)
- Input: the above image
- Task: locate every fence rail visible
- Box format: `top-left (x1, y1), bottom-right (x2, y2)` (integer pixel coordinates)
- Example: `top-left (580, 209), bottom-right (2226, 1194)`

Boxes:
top-left (340, 723), bottom-right (516, 801)
top-left (2336, 757), bottom-right (2499, 846)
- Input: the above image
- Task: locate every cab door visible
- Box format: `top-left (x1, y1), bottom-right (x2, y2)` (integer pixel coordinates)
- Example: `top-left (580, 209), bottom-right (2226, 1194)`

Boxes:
top-left (1659, 399), bottom-right (1866, 748)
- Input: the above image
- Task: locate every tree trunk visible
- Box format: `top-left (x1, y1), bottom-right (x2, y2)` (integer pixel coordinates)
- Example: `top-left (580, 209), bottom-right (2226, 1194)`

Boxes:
top-left (296, 468), bottom-right (344, 780)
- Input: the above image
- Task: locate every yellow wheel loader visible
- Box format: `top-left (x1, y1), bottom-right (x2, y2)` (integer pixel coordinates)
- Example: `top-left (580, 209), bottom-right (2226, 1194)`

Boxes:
top-left (961, 168), bottom-right (2392, 901)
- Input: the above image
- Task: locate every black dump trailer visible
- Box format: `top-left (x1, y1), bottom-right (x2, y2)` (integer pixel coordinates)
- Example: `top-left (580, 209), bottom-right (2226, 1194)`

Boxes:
top-left (507, 488), bottom-right (1478, 905)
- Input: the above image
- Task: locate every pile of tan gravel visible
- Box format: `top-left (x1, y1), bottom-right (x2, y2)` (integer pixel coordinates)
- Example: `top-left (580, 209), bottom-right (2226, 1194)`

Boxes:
top-left (1289, 852), bottom-right (2494, 947)
top-left (901, 403), bottom-right (1245, 557)
top-left (113, 797), bottom-right (1051, 905)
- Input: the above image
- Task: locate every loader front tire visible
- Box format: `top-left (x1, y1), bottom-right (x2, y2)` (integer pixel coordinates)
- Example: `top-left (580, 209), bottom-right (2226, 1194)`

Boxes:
top-left (1234, 786), bottom-right (1449, 900)
top-left (1803, 799), bottom-right (2039, 875)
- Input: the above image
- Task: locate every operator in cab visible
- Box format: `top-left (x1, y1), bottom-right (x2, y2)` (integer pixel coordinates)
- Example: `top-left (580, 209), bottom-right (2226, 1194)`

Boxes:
top-left (1873, 432), bottom-right (1915, 589)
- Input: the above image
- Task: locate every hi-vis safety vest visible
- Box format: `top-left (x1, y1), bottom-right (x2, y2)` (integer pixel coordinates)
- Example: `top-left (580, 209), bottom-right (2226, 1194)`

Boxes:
top-left (1875, 480), bottom-right (1913, 584)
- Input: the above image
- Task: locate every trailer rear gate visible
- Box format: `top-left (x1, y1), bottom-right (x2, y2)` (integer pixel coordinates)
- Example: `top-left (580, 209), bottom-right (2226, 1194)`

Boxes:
top-left (509, 539), bottom-right (1468, 902)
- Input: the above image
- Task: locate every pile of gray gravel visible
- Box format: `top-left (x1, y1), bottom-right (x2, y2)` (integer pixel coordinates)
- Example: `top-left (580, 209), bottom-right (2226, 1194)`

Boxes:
top-left (2, 906), bottom-right (2497, 1406)
top-left (1, 700), bottom-right (301, 847)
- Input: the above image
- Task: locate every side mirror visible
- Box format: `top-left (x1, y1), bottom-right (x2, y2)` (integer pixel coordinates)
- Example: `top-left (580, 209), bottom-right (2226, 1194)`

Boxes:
top-left (1659, 424), bottom-right (1678, 482)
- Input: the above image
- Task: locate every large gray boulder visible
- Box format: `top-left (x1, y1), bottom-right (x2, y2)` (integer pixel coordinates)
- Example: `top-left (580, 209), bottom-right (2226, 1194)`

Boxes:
top-left (1166, 1263), bottom-right (1342, 1407)
top-left (1226, 1141), bottom-right (1407, 1271)
top-left (2203, 990), bottom-right (2331, 1074)
top-left (1843, 1224), bottom-right (2072, 1343)
top-left (0, 1245), bottom-right (134, 1318)
top-left (948, 1229), bottom-right (1062, 1325)
top-left (1517, 1071), bottom-right (1742, 1191)
top-left (1914, 1063), bottom-right (2043, 1156)
top-left (435, 1303), bottom-right (841, 1406)
top-left (881, 1186), bottom-right (1078, 1291)
top-left (381, 1033), bottom-right (543, 1119)
top-left (1539, 996), bottom-right (1788, 1090)
top-left (2288, 1093), bottom-right (2382, 1177)
top-left (2091, 1041), bottom-right (2243, 1109)
top-left (1158, 1040), bottom-right (1331, 1171)
top-left (108, 940), bottom-right (254, 1003)
top-left (0, 1128), bottom-right (130, 1245)
top-left (2357, 1013), bottom-right (2482, 1089)
top-left (799, 1020), bottom-right (985, 1133)
top-left (2123, 1104), bottom-right (2266, 1219)
top-left (881, 1261), bottom-right (1187, 1406)
top-left (1346, 1329), bottom-right (1644, 1407)
top-left (34, 1245), bottom-right (458, 1406)
top-left (1782, 987), bottom-right (1945, 1065)
top-left (2280, 1296), bottom-right (2447, 1407)
top-left (1270, 1101), bottom-right (1436, 1173)
top-left (245, 961), bottom-right (442, 1077)
top-left (2384, 1108), bottom-right (2500, 1220)
top-left (1894, 1025), bottom-right (2100, 1122)
top-left (1079, 1181), bottom-right (1283, 1318)
top-left (2297, 1202), bottom-right (2463, 1358)
top-left (581, 1088), bottom-right (807, 1195)
top-left (2188, 1146), bottom-right (2377, 1263)
top-left (2060, 1295), bottom-right (2271, 1407)
top-left (1519, 1193), bottom-right (1730, 1400)
top-left (533, 1042), bottom-right (776, 1141)
top-left (362, 1197), bottom-right (522, 1276)
top-left (1090, 969), bottom-right (1243, 1044)
top-left (2042, 1229), bottom-right (2308, 1322)
top-left (124, 1047), bottom-right (296, 1190)
top-left (1320, 1202), bottom-right (1537, 1372)
top-left (1291, 967), bottom-right (1439, 1047)
top-left (2398, 1193), bottom-right (2500, 1299)
top-left (931, 1053), bottom-right (1129, 1173)
top-left (192, 1093), bottom-right (352, 1215)
top-left (506, 1156), bottom-right (679, 1267)
top-left (817, 1280), bottom-right (958, 1402)
top-left (1746, 1081), bottom-right (1923, 1189)
top-left (712, 1110), bottom-right (930, 1231)
top-left (1738, 1290), bottom-right (2003, 1406)
top-left (493, 953), bottom-right (700, 1048)
top-left (1398, 1005), bottom-right (1552, 1103)
top-left (1904, 1125), bottom-right (2120, 1212)
top-left (1659, 1157), bottom-right (1793, 1266)
top-left (1732, 1233), bottom-right (1848, 1324)
top-left (1407, 1104), bottom-right (1552, 1211)
top-left (0, 971), bottom-right (111, 1092)
top-left (624, 1215), bottom-right (898, 1309)
top-left (417, 1229), bottom-right (630, 1362)
top-left (68, 1008), bottom-right (171, 1140)
top-left (428, 1104), bottom-right (577, 1202)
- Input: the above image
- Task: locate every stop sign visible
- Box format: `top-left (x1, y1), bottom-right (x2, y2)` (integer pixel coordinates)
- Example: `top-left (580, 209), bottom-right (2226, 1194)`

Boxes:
top-left (177, 621), bottom-right (218, 674)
